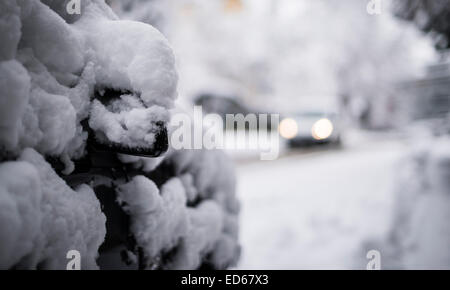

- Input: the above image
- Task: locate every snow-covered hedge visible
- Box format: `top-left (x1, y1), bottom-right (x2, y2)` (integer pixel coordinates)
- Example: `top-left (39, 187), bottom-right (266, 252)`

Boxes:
top-left (0, 0), bottom-right (239, 269)
top-left (386, 135), bottom-right (450, 269)
top-left (116, 149), bottom-right (240, 269)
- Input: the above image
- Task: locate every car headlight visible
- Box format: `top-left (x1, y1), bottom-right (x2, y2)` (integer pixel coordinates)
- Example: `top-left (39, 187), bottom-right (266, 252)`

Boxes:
top-left (279, 118), bottom-right (298, 139)
top-left (311, 118), bottom-right (333, 140)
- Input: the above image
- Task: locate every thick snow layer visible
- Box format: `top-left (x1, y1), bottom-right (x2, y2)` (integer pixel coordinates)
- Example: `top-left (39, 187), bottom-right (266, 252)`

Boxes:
top-left (235, 132), bottom-right (449, 270)
top-left (117, 176), bottom-right (189, 265)
top-left (89, 99), bottom-right (168, 149)
top-left (116, 149), bottom-right (240, 270)
top-left (0, 0), bottom-right (177, 157)
top-left (167, 149), bottom-right (240, 269)
top-left (29, 87), bottom-right (77, 155)
top-left (386, 137), bottom-right (450, 269)
top-left (75, 2), bottom-right (177, 149)
top-left (0, 159), bottom-right (40, 269)
top-left (74, 10), bottom-right (178, 109)
top-left (0, 149), bottom-right (106, 269)
top-left (0, 0), bottom-right (185, 269)
top-left (0, 0), bottom-right (238, 270)
top-left (170, 149), bottom-right (239, 215)
top-left (0, 60), bottom-right (30, 151)
top-left (19, 0), bottom-right (85, 75)
top-left (0, 0), bottom-right (21, 61)
top-left (236, 137), bottom-right (403, 269)
top-left (169, 200), bottom-right (224, 269)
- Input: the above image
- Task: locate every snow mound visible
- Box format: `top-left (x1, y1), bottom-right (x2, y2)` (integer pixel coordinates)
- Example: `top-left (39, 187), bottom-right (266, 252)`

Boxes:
top-left (0, 60), bottom-right (30, 152)
top-left (0, 0), bottom-right (177, 158)
top-left (115, 149), bottom-right (240, 270)
top-left (89, 98), bottom-right (168, 150)
top-left (0, 149), bottom-right (106, 269)
top-left (75, 14), bottom-right (178, 109)
top-left (117, 176), bottom-right (189, 265)
top-left (0, 0), bottom-right (238, 270)
top-left (0, 0), bottom-right (179, 269)
top-left (0, 0), bottom-right (21, 61)
top-left (20, 0), bottom-right (85, 75)
top-left (387, 137), bottom-right (450, 269)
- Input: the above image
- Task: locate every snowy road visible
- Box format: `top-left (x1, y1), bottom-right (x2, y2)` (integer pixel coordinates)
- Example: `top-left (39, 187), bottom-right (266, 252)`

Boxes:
top-left (235, 135), bottom-right (406, 269)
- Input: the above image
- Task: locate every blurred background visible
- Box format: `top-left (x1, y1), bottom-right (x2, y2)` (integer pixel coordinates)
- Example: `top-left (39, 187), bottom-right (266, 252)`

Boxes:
top-left (107, 0), bottom-right (450, 269)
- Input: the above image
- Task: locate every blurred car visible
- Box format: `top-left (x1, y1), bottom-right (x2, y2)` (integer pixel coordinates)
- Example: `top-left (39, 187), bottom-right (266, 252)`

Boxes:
top-left (279, 110), bottom-right (342, 147)
top-left (195, 93), bottom-right (275, 130)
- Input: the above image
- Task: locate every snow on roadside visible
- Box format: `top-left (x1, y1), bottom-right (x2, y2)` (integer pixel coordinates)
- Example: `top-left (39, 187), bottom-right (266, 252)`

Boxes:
top-left (236, 139), bottom-right (404, 269)
top-left (384, 136), bottom-right (450, 269)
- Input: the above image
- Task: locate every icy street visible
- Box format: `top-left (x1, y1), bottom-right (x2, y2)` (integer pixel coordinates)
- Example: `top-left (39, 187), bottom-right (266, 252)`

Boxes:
top-left (235, 134), bottom-right (406, 269)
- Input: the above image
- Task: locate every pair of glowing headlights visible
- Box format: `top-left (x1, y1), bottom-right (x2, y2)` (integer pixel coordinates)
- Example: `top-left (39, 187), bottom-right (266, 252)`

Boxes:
top-left (278, 118), bottom-right (334, 140)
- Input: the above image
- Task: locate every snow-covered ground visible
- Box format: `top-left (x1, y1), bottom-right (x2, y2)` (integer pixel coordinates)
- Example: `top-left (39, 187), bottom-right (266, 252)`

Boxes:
top-left (236, 132), bottom-right (406, 269)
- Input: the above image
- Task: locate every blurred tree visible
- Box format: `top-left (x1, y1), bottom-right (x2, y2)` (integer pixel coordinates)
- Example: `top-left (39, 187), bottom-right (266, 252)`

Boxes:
top-left (393, 0), bottom-right (450, 49)
top-left (108, 0), bottom-right (435, 128)
top-left (267, 0), bottom-right (435, 128)
top-left (107, 0), bottom-right (168, 33)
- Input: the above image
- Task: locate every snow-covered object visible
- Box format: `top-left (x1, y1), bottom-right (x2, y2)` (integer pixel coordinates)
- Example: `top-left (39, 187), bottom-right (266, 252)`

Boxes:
top-left (89, 98), bottom-right (168, 150)
top-left (0, 0), bottom-right (177, 158)
top-left (116, 149), bottom-right (240, 269)
top-left (0, 0), bottom-right (238, 270)
top-left (0, 60), bottom-right (30, 151)
top-left (0, 0), bottom-right (21, 61)
top-left (0, 149), bottom-right (106, 269)
top-left (74, 10), bottom-right (178, 109)
top-left (387, 137), bottom-right (450, 269)
top-left (77, 3), bottom-right (177, 150)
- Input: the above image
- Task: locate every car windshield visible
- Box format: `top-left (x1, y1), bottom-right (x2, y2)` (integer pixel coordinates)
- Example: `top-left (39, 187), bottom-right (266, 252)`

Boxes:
top-left (296, 112), bottom-right (326, 118)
